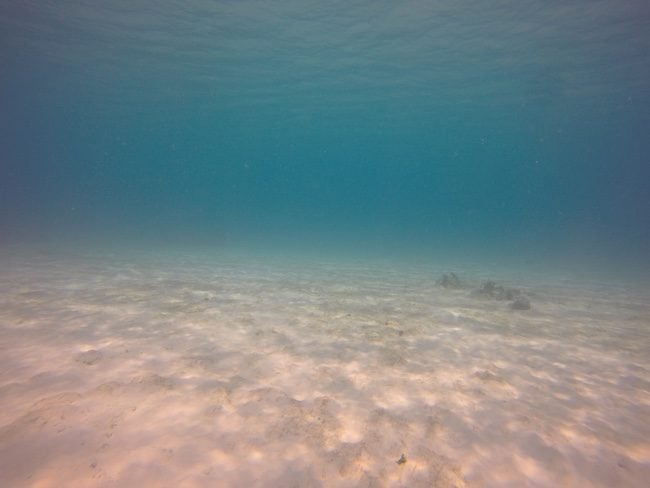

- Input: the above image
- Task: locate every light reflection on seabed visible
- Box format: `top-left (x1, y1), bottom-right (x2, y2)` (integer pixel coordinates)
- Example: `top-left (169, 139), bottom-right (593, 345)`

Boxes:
top-left (0, 250), bottom-right (648, 487)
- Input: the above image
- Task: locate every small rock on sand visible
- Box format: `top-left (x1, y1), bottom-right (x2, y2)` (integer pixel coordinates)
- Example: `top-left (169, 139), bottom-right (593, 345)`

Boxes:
top-left (75, 349), bottom-right (103, 365)
top-left (510, 296), bottom-right (532, 310)
top-left (437, 272), bottom-right (463, 289)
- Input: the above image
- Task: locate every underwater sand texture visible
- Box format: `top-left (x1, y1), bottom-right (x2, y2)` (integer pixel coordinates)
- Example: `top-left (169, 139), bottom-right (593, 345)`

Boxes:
top-left (0, 250), bottom-right (649, 487)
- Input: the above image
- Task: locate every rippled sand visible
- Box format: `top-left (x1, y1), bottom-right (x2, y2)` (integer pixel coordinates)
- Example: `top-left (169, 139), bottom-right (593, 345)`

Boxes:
top-left (0, 248), bottom-right (649, 487)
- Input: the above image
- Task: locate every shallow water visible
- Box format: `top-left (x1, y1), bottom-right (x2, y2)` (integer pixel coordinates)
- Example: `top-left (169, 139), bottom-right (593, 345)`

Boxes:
top-left (2, 1), bottom-right (650, 486)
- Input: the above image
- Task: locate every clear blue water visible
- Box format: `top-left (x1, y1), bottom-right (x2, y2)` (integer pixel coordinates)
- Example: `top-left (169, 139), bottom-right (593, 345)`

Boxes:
top-left (2, 0), bottom-right (649, 265)
top-left (2, 4), bottom-right (650, 485)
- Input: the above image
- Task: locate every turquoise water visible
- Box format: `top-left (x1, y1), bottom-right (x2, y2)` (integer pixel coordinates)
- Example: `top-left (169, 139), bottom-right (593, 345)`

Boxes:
top-left (2, 1), bottom-right (649, 265)
top-left (2, 4), bottom-right (650, 485)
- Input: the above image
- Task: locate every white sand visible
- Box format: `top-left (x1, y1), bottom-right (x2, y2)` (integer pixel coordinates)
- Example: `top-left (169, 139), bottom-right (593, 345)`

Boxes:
top-left (0, 247), bottom-right (649, 487)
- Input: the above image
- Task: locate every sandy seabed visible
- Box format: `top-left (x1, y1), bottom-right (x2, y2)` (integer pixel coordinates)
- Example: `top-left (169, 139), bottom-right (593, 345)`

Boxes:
top-left (0, 247), bottom-right (649, 487)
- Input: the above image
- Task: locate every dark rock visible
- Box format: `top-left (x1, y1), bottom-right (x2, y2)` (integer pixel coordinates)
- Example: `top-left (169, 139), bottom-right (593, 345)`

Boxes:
top-left (438, 272), bottom-right (463, 289)
top-left (475, 280), bottom-right (520, 301)
top-left (511, 296), bottom-right (531, 310)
